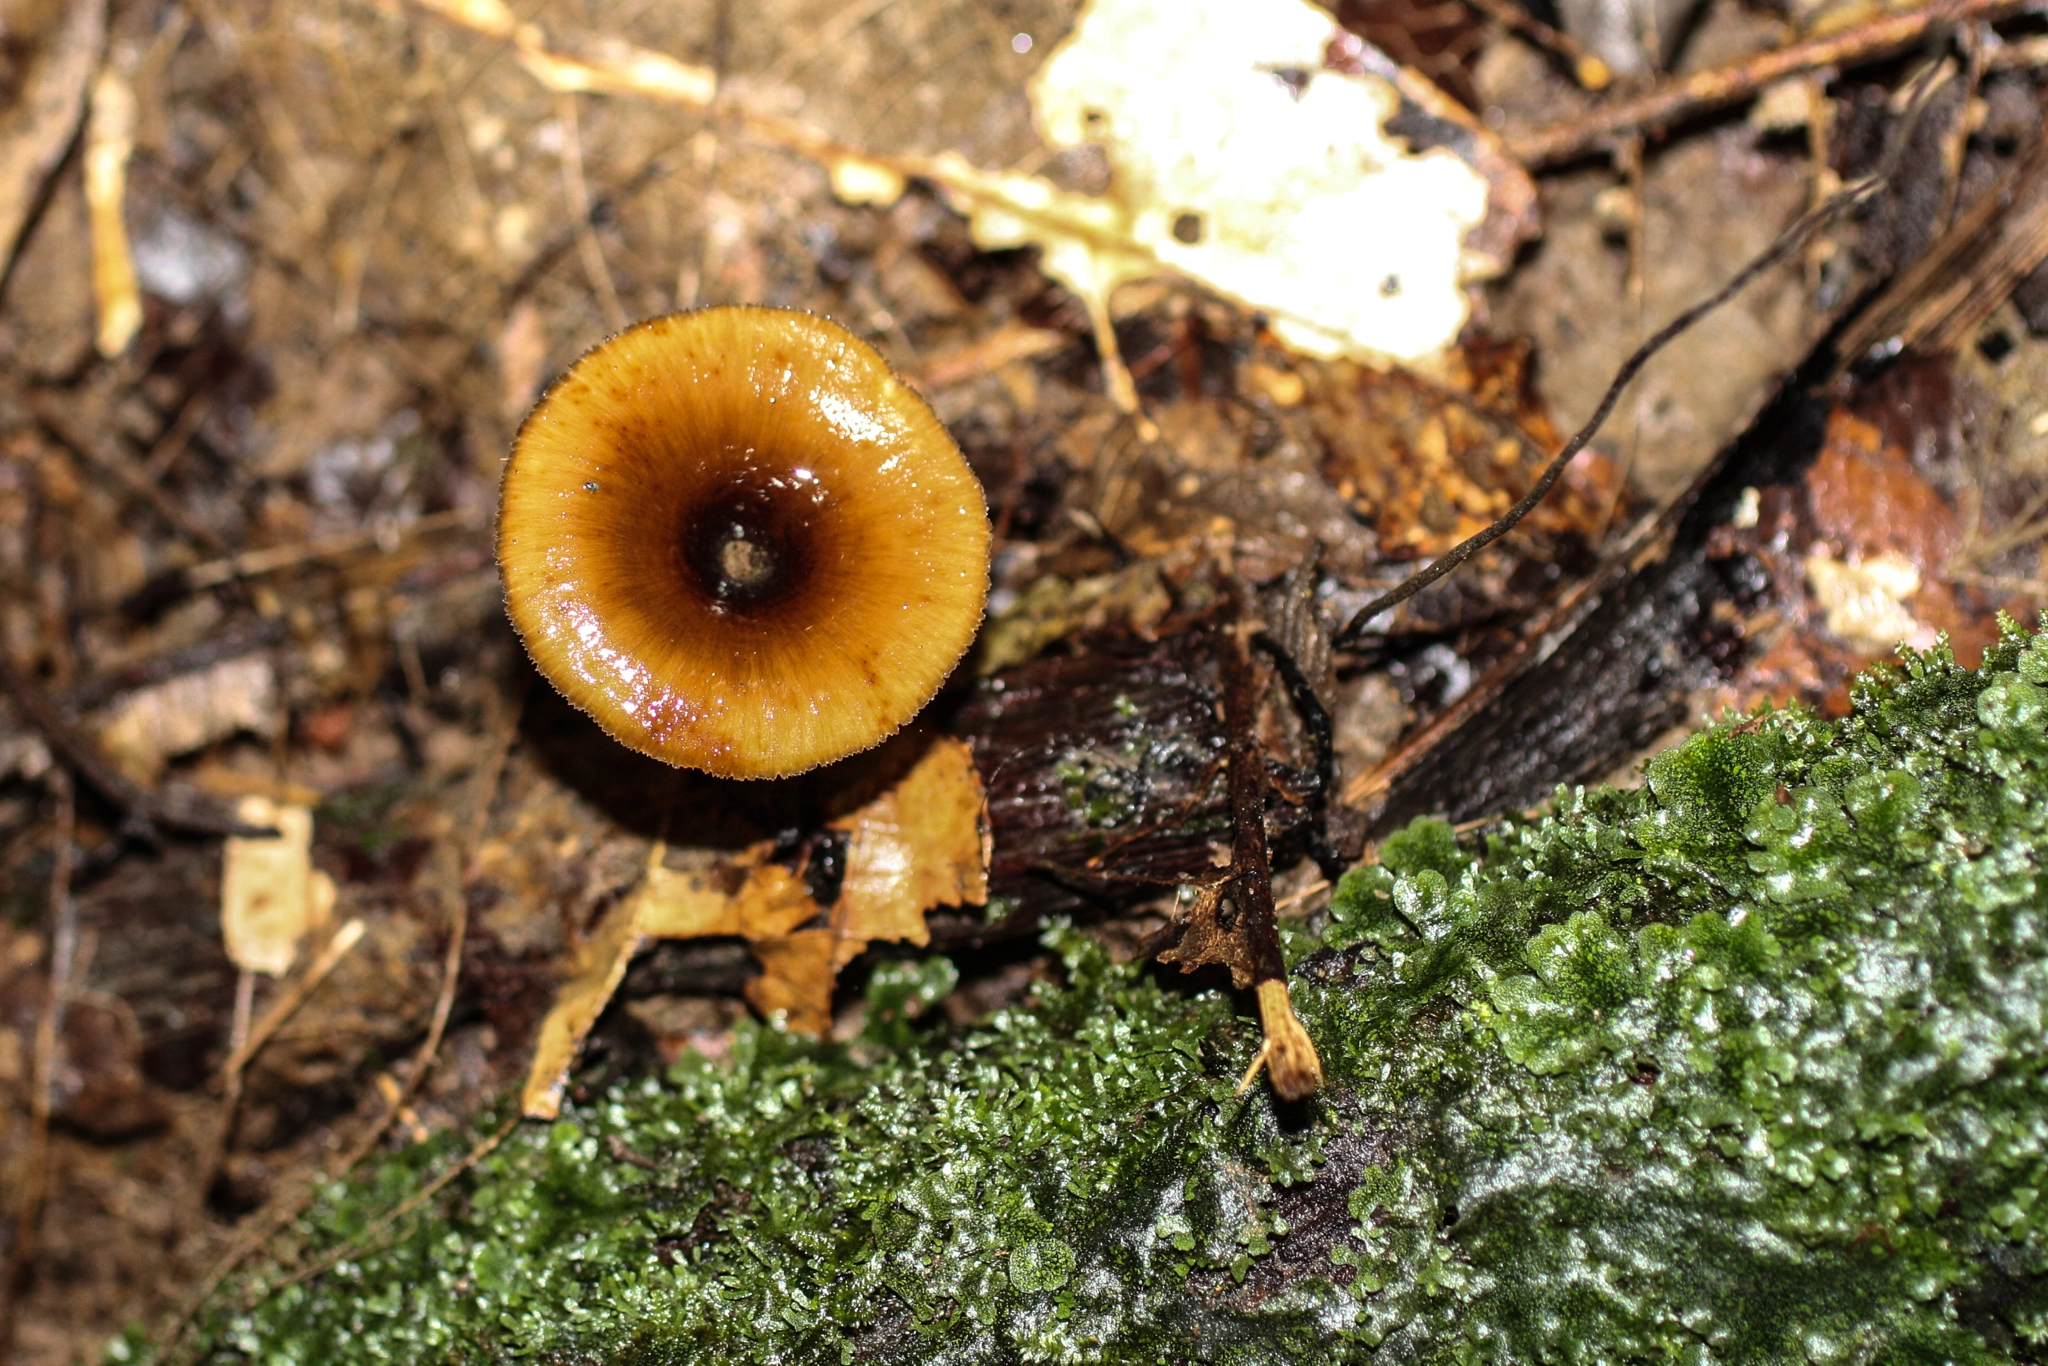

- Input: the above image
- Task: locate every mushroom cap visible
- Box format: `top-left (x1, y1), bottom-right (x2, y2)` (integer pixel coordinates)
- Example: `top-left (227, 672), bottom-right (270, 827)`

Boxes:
top-left (499, 306), bottom-right (990, 779)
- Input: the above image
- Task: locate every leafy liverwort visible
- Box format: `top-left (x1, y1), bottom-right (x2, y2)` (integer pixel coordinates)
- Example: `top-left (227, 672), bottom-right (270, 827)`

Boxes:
top-left (180, 620), bottom-right (2048, 1365)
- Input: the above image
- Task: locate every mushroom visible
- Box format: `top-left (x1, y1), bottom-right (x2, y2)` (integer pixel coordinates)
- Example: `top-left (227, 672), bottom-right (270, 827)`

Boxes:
top-left (499, 306), bottom-right (990, 779)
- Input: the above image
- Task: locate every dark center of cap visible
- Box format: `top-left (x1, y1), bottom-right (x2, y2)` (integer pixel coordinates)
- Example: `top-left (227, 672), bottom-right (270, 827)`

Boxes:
top-left (678, 473), bottom-right (824, 616)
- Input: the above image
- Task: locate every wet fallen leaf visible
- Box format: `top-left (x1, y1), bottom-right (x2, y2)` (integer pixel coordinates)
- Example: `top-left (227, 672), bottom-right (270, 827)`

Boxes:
top-left (1800, 402), bottom-right (2003, 663)
top-left (521, 739), bottom-right (989, 1117)
top-left (636, 857), bottom-right (817, 941)
top-left (1805, 410), bottom-right (1959, 575)
top-left (743, 931), bottom-right (840, 1038)
top-left (221, 796), bottom-right (338, 977)
top-left (518, 876), bottom-right (647, 1120)
top-left (831, 735), bottom-right (989, 944)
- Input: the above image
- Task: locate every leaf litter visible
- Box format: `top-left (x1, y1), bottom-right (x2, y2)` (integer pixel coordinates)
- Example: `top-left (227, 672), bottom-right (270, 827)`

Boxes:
top-left (0, 0), bottom-right (2042, 1358)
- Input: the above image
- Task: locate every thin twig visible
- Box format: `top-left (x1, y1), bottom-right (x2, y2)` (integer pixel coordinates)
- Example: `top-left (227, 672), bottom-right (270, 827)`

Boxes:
top-left (557, 92), bottom-right (628, 333)
top-left (1598, 133), bottom-right (1648, 544)
top-left (1504, 0), bottom-right (2022, 167)
top-left (1250, 631), bottom-right (1345, 880)
top-left (1217, 606), bottom-right (1322, 1102)
top-left (334, 139), bottom-right (414, 333)
top-left (218, 919), bottom-right (369, 1125)
top-left (1832, 103), bottom-right (2048, 365)
top-left (0, 773), bottom-right (75, 1356)
top-left (140, 390), bottom-right (212, 481)
top-left (159, 697), bottom-right (520, 1357)
top-left (127, 508), bottom-right (480, 618)
top-left (1274, 878), bottom-right (1332, 916)
top-left (1337, 51), bottom-right (1958, 648)
top-left (386, 691), bottom-right (520, 1124)
top-left (202, 921), bottom-right (371, 1274)
top-left (1951, 568), bottom-right (2048, 597)
top-left (270, 1112), bottom-right (522, 1295)
top-left (196, 508), bottom-right (478, 589)
top-left (1335, 169), bottom-right (1886, 647)
top-left (18, 388), bottom-right (230, 555)
top-left (1461, 0), bottom-right (1612, 89)
top-left (1218, 619), bottom-right (1286, 990)
top-left (225, 969), bottom-right (255, 1098)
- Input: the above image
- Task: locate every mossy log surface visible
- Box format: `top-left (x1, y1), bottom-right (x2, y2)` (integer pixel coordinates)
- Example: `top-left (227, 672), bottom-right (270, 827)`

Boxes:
top-left (176, 623), bottom-right (2048, 1365)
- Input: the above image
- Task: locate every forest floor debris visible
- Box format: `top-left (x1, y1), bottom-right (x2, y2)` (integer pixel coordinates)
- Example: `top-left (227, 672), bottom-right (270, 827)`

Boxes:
top-left (0, 0), bottom-right (2044, 1359)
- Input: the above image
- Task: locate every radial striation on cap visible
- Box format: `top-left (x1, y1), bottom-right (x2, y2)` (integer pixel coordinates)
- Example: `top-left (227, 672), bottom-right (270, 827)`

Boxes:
top-left (499, 306), bottom-right (991, 779)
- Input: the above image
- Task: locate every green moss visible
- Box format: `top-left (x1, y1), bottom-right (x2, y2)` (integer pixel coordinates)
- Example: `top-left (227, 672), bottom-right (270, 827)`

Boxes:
top-left (179, 621), bottom-right (2048, 1364)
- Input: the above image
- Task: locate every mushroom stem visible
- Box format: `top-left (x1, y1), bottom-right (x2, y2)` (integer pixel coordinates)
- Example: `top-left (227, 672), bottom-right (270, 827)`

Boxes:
top-left (1239, 978), bottom-right (1324, 1102)
top-left (1218, 603), bottom-right (1323, 1101)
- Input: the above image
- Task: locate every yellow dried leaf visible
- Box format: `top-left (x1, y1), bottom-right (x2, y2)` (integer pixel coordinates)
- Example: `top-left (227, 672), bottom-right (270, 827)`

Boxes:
top-left (749, 738), bottom-right (992, 1036)
top-left (522, 844), bottom-right (821, 1115)
top-left (519, 886), bottom-right (647, 1119)
top-left (832, 737), bottom-right (987, 946)
top-left (84, 66), bottom-right (139, 358)
top-left (521, 739), bottom-right (991, 1110)
top-left (743, 930), bottom-right (840, 1039)
top-left (221, 796), bottom-right (336, 977)
top-left (635, 854), bottom-right (817, 940)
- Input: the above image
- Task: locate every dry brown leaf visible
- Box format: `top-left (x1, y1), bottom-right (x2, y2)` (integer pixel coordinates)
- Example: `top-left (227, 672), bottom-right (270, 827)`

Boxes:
top-left (95, 655), bottom-right (278, 784)
top-left (521, 739), bottom-right (989, 1116)
top-left (1154, 881), bottom-right (1256, 988)
top-left (0, 0), bottom-right (105, 271)
top-left (221, 796), bottom-right (337, 977)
